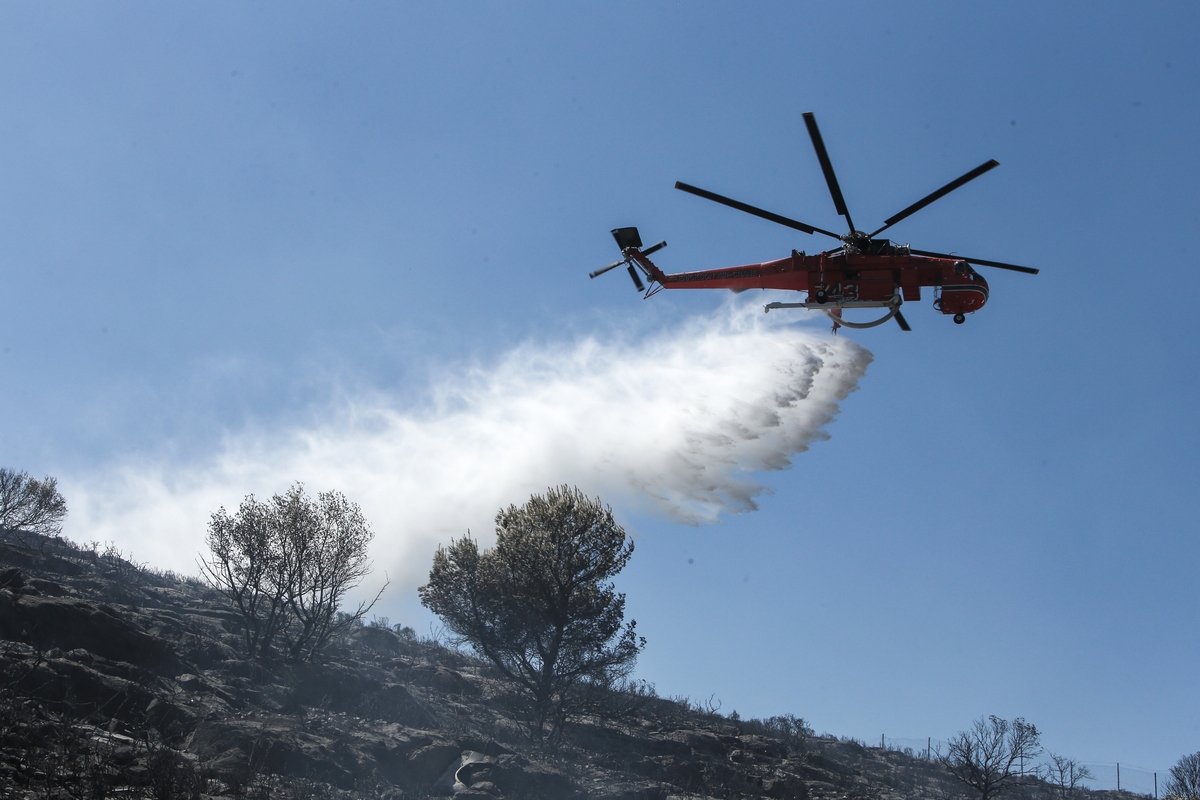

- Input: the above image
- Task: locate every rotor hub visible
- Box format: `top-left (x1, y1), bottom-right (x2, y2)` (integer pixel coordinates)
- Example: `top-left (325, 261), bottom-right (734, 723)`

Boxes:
top-left (841, 231), bottom-right (872, 253)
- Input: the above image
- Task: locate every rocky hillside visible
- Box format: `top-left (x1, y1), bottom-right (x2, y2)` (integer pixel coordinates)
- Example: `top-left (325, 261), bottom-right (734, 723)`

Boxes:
top-left (0, 529), bottom-right (1136, 800)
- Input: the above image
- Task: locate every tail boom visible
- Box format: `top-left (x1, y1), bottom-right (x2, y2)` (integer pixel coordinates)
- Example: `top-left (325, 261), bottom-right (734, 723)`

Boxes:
top-left (631, 252), bottom-right (808, 293)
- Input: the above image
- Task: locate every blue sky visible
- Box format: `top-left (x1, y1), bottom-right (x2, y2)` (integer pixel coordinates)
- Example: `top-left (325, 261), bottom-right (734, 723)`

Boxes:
top-left (1, 1), bottom-right (1197, 777)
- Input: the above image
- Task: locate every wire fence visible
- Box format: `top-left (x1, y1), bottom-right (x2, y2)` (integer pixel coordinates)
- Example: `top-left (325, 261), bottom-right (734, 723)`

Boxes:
top-left (1076, 763), bottom-right (1163, 798)
top-left (871, 736), bottom-right (1168, 798)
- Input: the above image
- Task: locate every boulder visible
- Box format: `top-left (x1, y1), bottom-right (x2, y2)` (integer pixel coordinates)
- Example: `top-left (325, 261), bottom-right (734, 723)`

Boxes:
top-left (408, 742), bottom-right (467, 786)
top-left (738, 734), bottom-right (790, 760)
top-left (763, 772), bottom-right (808, 799)
top-left (287, 661), bottom-right (434, 727)
top-left (364, 683), bottom-right (433, 727)
top-left (664, 729), bottom-right (733, 758)
top-left (351, 625), bottom-right (411, 656)
top-left (0, 568), bottom-right (24, 590)
top-left (483, 754), bottom-right (580, 799)
top-left (27, 578), bottom-right (71, 597)
top-left (571, 722), bottom-right (692, 758)
top-left (184, 717), bottom-right (358, 788)
top-left (408, 664), bottom-right (479, 697)
top-left (2, 651), bottom-right (196, 737)
top-left (433, 749), bottom-right (492, 794)
top-left (588, 782), bottom-right (671, 800)
top-left (0, 593), bottom-right (186, 675)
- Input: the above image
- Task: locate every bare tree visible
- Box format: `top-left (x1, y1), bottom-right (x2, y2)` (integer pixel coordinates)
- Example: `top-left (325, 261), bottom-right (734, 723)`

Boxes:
top-left (200, 483), bottom-right (383, 662)
top-left (1040, 753), bottom-right (1094, 800)
top-left (199, 495), bottom-right (292, 660)
top-left (419, 485), bottom-right (645, 740)
top-left (937, 715), bottom-right (1042, 800)
top-left (278, 486), bottom-right (384, 661)
top-left (0, 468), bottom-right (67, 536)
top-left (1165, 752), bottom-right (1200, 800)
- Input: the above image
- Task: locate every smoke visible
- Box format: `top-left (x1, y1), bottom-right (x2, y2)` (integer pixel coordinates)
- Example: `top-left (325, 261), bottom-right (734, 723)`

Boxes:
top-left (62, 304), bottom-right (871, 592)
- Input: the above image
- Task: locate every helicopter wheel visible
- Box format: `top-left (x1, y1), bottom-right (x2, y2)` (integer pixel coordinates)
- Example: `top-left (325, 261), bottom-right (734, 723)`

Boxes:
top-left (814, 290), bottom-right (828, 303)
top-left (953, 313), bottom-right (965, 325)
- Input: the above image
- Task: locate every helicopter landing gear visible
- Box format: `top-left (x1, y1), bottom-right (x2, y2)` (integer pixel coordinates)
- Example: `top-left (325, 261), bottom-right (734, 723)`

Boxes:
top-left (953, 313), bottom-right (965, 324)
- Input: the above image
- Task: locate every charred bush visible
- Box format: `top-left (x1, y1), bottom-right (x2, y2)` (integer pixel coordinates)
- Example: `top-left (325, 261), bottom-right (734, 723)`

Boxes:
top-left (199, 484), bottom-right (384, 662)
top-left (420, 486), bottom-right (644, 741)
top-left (0, 468), bottom-right (68, 537)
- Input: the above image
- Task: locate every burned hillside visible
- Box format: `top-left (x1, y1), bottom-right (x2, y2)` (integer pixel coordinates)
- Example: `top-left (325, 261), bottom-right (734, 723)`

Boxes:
top-left (0, 528), bottom-right (1140, 800)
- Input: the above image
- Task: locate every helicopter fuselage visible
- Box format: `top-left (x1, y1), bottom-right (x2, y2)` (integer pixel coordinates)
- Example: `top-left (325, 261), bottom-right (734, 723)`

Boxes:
top-left (637, 247), bottom-right (989, 318)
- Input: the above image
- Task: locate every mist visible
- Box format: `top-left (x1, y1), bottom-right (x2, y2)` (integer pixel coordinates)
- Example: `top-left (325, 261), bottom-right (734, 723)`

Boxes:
top-left (62, 304), bottom-right (872, 593)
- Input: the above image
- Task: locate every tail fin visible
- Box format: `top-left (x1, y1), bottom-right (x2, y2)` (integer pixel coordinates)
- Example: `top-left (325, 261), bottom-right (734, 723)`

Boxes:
top-left (611, 227), bottom-right (643, 250)
top-left (589, 227), bottom-right (667, 293)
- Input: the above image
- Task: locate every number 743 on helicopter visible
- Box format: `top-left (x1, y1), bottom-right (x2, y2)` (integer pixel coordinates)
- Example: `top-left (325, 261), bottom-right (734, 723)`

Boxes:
top-left (590, 112), bottom-right (1038, 332)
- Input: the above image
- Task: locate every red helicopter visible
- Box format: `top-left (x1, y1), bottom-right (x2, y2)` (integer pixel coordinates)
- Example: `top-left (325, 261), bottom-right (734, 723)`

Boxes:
top-left (590, 112), bottom-right (1038, 331)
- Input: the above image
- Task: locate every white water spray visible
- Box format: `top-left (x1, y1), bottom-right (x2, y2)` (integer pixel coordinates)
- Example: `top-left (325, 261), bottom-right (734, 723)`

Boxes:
top-left (64, 304), bottom-right (871, 592)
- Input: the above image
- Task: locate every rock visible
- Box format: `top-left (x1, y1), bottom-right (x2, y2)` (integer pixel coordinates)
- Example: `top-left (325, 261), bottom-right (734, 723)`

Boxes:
top-left (763, 772), bottom-right (808, 799)
top-left (624, 754), bottom-right (705, 787)
top-left (284, 661), bottom-right (434, 727)
top-left (572, 722), bottom-right (692, 758)
top-left (176, 673), bottom-right (203, 689)
top-left (351, 625), bottom-right (411, 656)
top-left (0, 567), bottom-right (25, 590)
top-left (410, 742), bottom-right (468, 786)
top-left (794, 750), bottom-right (842, 782)
top-left (589, 782), bottom-right (671, 800)
top-left (184, 717), bottom-right (358, 788)
top-left (409, 664), bottom-right (479, 697)
top-left (0, 544), bottom-right (83, 577)
top-left (26, 578), bottom-right (71, 597)
top-left (1, 649), bottom-right (199, 739)
top-left (435, 749), bottom-right (493, 794)
top-left (432, 749), bottom-right (582, 798)
top-left (467, 780), bottom-right (498, 793)
top-left (794, 762), bottom-right (838, 783)
top-left (0, 593), bottom-right (186, 675)
top-left (216, 658), bottom-right (273, 681)
top-left (739, 734), bottom-right (790, 760)
top-left (486, 754), bottom-right (580, 799)
top-left (455, 737), bottom-right (513, 758)
top-left (665, 729), bottom-right (733, 758)
top-left (369, 682), bottom-right (435, 727)
top-left (289, 661), bottom-right (379, 706)
top-left (360, 726), bottom-right (438, 784)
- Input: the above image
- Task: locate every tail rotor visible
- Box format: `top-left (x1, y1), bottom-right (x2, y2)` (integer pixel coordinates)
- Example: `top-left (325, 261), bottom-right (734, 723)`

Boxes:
top-left (589, 227), bottom-right (666, 293)
top-left (626, 265), bottom-right (646, 292)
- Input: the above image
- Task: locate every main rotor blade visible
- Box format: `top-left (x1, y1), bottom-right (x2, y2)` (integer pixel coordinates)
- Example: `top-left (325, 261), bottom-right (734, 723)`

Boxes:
top-left (803, 112), bottom-right (855, 233)
top-left (910, 248), bottom-right (1040, 275)
top-left (870, 160), bottom-right (1000, 237)
top-left (674, 181), bottom-right (842, 240)
top-left (894, 309), bottom-right (912, 331)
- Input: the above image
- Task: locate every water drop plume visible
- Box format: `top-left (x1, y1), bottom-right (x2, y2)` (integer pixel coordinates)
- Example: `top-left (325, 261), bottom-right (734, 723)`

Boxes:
top-left (65, 304), bottom-right (872, 592)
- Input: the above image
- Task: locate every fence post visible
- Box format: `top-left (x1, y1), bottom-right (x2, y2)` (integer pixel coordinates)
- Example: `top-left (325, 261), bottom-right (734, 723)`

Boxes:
top-left (1155, 771), bottom-right (1158, 799)
top-left (881, 734), bottom-right (885, 750)
top-left (927, 737), bottom-right (931, 760)
top-left (1117, 763), bottom-right (1120, 792)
